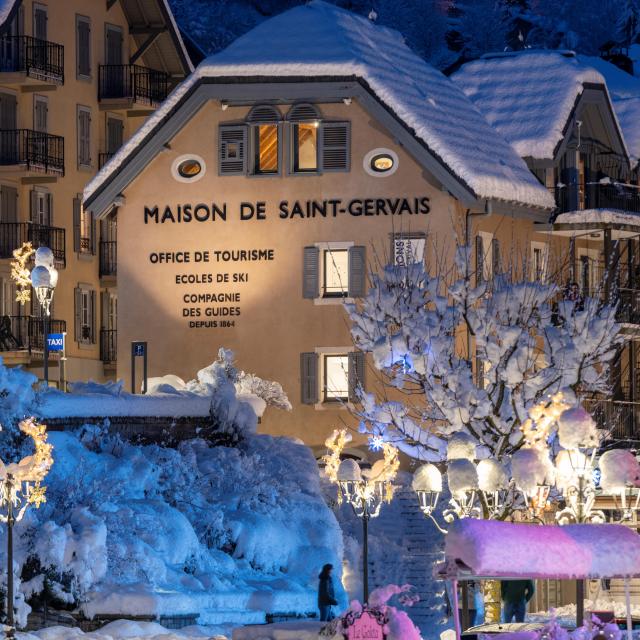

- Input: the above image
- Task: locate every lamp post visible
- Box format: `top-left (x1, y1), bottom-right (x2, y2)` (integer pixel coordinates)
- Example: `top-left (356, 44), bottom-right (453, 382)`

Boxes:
top-left (323, 429), bottom-right (399, 605)
top-left (0, 418), bottom-right (53, 638)
top-left (30, 248), bottom-right (58, 385)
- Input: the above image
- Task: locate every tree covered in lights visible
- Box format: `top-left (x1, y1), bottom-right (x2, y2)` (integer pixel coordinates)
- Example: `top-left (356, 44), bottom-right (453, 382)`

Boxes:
top-left (346, 243), bottom-right (623, 462)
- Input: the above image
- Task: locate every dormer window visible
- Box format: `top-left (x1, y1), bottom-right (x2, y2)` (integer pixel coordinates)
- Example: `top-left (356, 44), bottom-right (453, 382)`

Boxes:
top-left (288, 104), bottom-right (321, 173)
top-left (247, 105), bottom-right (281, 175)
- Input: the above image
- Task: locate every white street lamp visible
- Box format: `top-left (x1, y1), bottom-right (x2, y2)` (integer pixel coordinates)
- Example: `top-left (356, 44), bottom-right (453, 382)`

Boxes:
top-left (30, 247), bottom-right (58, 385)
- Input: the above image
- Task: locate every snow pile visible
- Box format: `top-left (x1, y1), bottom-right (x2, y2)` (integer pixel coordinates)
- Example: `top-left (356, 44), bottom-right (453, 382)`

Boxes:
top-left (512, 449), bottom-right (554, 494)
top-left (38, 349), bottom-right (289, 429)
top-left (84, 1), bottom-right (553, 211)
top-left (412, 463), bottom-right (442, 492)
top-left (557, 406), bottom-right (599, 449)
top-left (4, 429), bottom-right (343, 624)
top-left (599, 449), bottom-right (640, 491)
top-left (476, 459), bottom-right (508, 492)
top-left (16, 620), bottom-right (228, 640)
top-left (555, 210), bottom-right (640, 228)
top-left (445, 520), bottom-right (640, 579)
top-left (452, 51), bottom-right (617, 160)
top-left (446, 433), bottom-right (476, 461)
top-left (446, 459), bottom-right (479, 497)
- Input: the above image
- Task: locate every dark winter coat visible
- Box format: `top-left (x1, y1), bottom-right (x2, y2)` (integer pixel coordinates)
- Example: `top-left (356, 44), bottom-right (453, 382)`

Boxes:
top-left (318, 575), bottom-right (338, 607)
top-left (501, 580), bottom-right (535, 604)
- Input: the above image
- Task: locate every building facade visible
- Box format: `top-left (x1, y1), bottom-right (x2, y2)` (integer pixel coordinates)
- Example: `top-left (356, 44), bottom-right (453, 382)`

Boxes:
top-left (84, 2), bottom-right (555, 451)
top-left (0, 0), bottom-right (191, 382)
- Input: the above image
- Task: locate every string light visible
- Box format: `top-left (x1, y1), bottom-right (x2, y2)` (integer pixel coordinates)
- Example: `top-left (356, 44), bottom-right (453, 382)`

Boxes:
top-left (10, 242), bottom-right (34, 306)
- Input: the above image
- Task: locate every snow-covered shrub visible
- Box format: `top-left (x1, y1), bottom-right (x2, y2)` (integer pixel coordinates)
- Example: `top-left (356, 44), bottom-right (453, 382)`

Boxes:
top-left (7, 429), bottom-right (342, 621)
top-left (599, 449), bottom-right (640, 491)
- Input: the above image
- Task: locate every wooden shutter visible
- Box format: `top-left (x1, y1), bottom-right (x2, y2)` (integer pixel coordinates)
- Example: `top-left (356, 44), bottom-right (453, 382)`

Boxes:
top-left (90, 289), bottom-right (96, 343)
top-left (348, 351), bottom-right (365, 402)
top-left (321, 121), bottom-right (350, 172)
top-left (300, 352), bottom-right (318, 404)
top-left (105, 26), bottom-right (123, 65)
top-left (302, 246), bottom-right (319, 299)
top-left (492, 238), bottom-right (500, 278)
top-left (29, 189), bottom-right (37, 222)
top-left (73, 196), bottom-right (81, 252)
top-left (218, 124), bottom-right (247, 175)
top-left (91, 212), bottom-right (96, 254)
top-left (74, 286), bottom-right (81, 342)
top-left (77, 18), bottom-right (91, 77)
top-left (78, 109), bottom-right (91, 166)
top-left (0, 93), bottom-right (17, 129)
top-left (34, 97), bottom-right (47, 133)
top-left (106, 117), bottom-right (123, 154)
top-left (0, 185), bottom-right (17, 222)
top-left (34, 6), bottom-right (47, 40)
top-left (348, 246), bottom-right (366, 297)
top-left (45, 192), bottom-right (52, 225)
top-left (475, 235), bottom-right (484, 285)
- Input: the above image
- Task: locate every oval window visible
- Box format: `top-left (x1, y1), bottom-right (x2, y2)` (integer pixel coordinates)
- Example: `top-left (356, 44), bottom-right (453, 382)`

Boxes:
top-left (371, 153), bottom-right (394, 173)
top-left (363, 148), bottom-right (399, 177)
top-left (177, 159), bottom-right (202, 178)
top-left (171, 154), bottom-right (206, 183)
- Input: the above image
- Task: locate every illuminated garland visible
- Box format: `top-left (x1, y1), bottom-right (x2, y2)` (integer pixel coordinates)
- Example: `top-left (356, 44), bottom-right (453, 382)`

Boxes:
top-left (322, 428), bottom-right (399, 504)
top-left (521, 391), bottom-right (571, 451)
top-left (10, 242), bottom-right (34, 306)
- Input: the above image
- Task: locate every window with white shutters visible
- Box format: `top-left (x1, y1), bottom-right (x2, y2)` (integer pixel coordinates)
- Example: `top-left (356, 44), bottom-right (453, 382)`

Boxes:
top-left (76, 15), bottom-right (91, 78)
top-left (391, 233), bottom-right (426, 267)
top-left (75, 285), bottom-right (96, 344)
top-left (77, 106), bottom-right (91, 167)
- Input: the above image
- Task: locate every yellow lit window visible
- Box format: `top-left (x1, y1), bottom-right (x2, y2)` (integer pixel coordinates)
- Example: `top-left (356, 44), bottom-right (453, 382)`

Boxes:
top-left (254, 124), bottom-right (278, 174)
top-left (323, 249), bottom-right (349, 297)
top-left (324, 354), bottom-right (349, 401)
top-left (294, 122), bottom-right (318, 172)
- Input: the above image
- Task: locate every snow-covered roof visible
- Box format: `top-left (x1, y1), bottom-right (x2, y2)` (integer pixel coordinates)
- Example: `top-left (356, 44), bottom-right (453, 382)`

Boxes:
top-left (84, 1), bottom-right (553, 211)
top-left (452, 50), bottom-right (624, 161)
top-left (555, 209), bottom-right (640, 229)
top-left (580, 56), bottom-right (640, 167)
top-left (444, 519), bottom-right (640, 580)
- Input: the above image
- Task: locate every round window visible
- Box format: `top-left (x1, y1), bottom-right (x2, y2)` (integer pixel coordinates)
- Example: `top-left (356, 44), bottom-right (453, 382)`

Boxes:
top-left (171, 154), bottom-right (206, 183)
top-left (363, 148), bottom-right (399, 177)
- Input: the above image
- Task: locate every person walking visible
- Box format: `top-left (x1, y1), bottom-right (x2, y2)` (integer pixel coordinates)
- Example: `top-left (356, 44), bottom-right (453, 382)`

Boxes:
top-left (501, 579), bottom-right (535, 623)
top-left (318, 563), bottom-right (338, 622)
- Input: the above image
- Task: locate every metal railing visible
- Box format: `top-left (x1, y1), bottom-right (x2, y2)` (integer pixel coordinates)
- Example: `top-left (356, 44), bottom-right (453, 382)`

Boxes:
top-left (100, 328), bottom-right (117, 363)
top-left (584, 398), bottom-right (640, 441)
top-left (98, 64), bottom-right (169, 105)
top-left (99, 240), bottom-right (116, 277)
top-left (551, 183), bottom-right (640, 215)
top-left (0, 35), bottom-right (64, 83)
top-left (0, 223), bottom-right (65, 266)
top-left (98, 152), bottom-right (115, 169)
top-left (0, 129), bottom-right (64, 175)
top-left (0, 316), bottom-right (65, 353)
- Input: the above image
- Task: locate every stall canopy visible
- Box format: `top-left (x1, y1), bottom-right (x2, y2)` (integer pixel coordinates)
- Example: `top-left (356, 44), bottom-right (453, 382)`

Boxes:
top-left (443, 519), bottom-right (640, 580)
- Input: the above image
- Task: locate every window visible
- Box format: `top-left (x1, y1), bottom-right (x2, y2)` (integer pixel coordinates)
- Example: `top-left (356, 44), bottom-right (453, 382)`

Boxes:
top-left (172, 154), bottom-right (206, 183)
top-left (300, 350), bottom-right (366, 405)
top-left (76, 15), bottom-right (91, 79)
top-left (293, 122), bottom-right (318, 172)
top-left (324, 354), bottom-right (349, 401)
top-left (73, 194), bottom-right (95, 254)
top-left (30, 189), bottom-right (51, 226)
top-left (392, 234), bottom-right (426, 267)
top-left (323, 249), bottom-right (349, 297)
top-left (246, 105), bottom-right (281, 175)
top-left (531, 242), bottom-right (548, 283)
top-left (33, 95), bottom-right (47, 132)
top-left (74, 285), bottom-right (96, 344)
top-left (303, 244), bottom-right (366, 300)
top-left (33, 4), bottom-right (47, 41)
top-left (364, 148), bottom-right (399, 177)
top-left (475, 232), bottom-right (496, 284)
top-left (77, 106), bottom-right (91, 167)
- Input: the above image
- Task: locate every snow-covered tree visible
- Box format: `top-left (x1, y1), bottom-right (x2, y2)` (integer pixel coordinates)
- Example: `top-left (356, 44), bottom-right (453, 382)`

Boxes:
top-left (346, 243), bottom-right (622, 462)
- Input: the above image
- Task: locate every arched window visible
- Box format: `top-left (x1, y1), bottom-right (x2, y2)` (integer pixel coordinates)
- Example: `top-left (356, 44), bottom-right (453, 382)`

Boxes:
top-left (287, 103), bottom-right (322, 173)
top-left (247, 105), bottom-right (281, 175)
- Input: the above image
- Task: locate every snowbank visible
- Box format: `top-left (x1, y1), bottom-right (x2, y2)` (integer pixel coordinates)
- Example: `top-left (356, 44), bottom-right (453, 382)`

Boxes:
top-left (84, 1), bottom-right (553, 211)
top-left (555, 210), bottom-right (640, 229)
top-left (7, 429), bottom-right (343, 624)
top-left (445, 520), bottom-right (640, 579)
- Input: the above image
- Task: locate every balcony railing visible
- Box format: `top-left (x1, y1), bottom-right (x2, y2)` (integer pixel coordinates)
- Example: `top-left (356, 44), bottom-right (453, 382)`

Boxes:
top-left (98, 152), bottom-right (115, 169)
top-left (0, 223), bottom-right (65, 266)
top-left (0, 316), bottom-right (65, 353)
top-left (0, 35), bottom-right (64, 84)
top-left (98, 64), bottom-right (169, 106)
top-left (552, 182), bottom-right (640, 215)
top-left (0, 129), bottom-right (64, 175)
top-left (99, 240), bottom-right (116, 277)
top-left (100, 328), bottom-right (117, 363)
top-left (584, 398), bottom-right (640, 442)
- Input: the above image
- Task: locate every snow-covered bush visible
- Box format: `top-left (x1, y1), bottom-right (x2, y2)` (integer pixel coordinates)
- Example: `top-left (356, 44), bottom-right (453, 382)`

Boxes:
top-left (3, 430), bottom-right (342, 622)
top-left (347, 243), bottom-right (622, 463)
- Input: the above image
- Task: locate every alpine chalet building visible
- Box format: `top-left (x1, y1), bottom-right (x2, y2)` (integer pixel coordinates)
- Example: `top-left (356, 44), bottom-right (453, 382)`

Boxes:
top-left (83, 1), bottom-right (555, 450)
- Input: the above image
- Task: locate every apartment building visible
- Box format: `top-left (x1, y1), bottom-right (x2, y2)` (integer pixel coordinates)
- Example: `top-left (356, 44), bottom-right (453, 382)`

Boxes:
top-left (83, 2), bottom-right (555, 449)
top-left (0, 0), bottom-right (191, 382)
